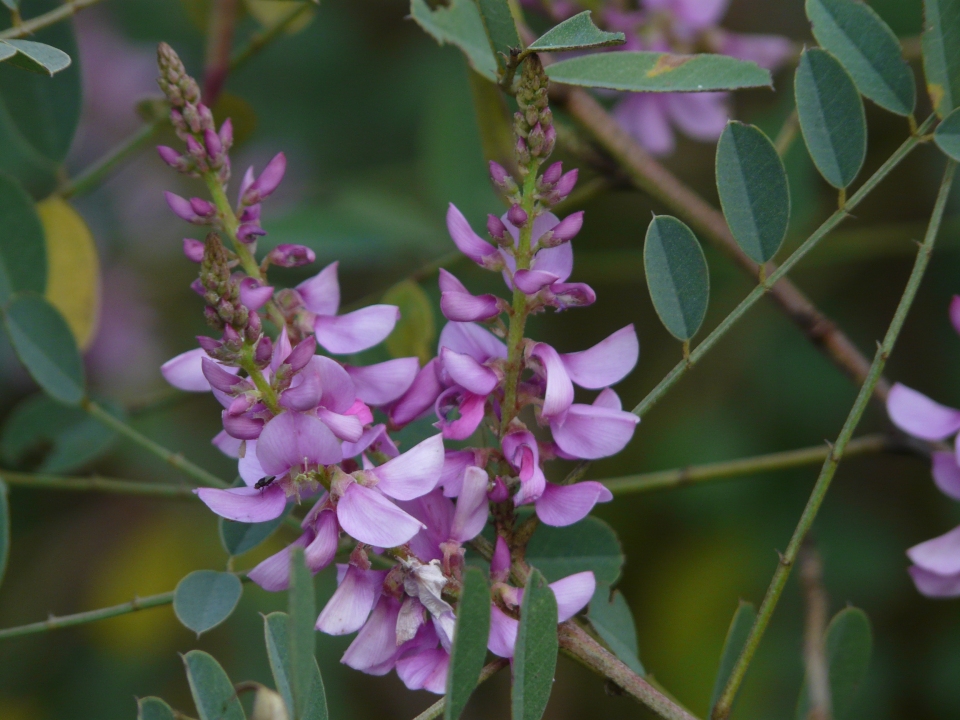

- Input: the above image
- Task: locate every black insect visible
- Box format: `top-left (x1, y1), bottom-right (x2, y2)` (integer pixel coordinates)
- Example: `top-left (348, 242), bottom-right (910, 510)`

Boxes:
top-left (255, 475), bottom-right (276, 490)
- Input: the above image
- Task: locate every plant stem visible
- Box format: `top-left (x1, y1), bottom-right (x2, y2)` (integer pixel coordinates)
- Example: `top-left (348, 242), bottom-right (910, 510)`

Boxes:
top-left (712, 159), bottom-right (957, 720)
top-left (229, 3), bottom-right (313, 73)
top-left (774, 109), bottom-right (800, 158)
top-left (58, 120), bottom-right (165, 199)
top-left (410, 659), bottom-right (509, 720)
top-left (0, 0), bottom-right (104, 40)
top-left (799, 543), bottom-right (832, 720)
top-left (558, 622), bottom-right (700, 720)
top-left (601, 434), bottom-right (891, 495)
top-left (82, 398), bottom-right (229, 489)
top-left (0, 471), bottom-right (196, 498)
top-left (633, 116), bottom-right (936, 421)
top-left (203, 0), bottom-right (238, 104)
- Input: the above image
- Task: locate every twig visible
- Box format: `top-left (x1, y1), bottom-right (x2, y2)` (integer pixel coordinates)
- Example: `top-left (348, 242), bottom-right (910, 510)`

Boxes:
top-left (775, 109), bottom-right (800, 158)
top-left (0, 470), bottom-right (196, 498)
top-left (410, 659), bottom-right (509, 720)
top-left (712, 160), bottom-right (957, 720)
top-left (799, 543), bottom-right (832, 720)
top-left (203, 0), bottom-right (238, 104)
top-left (0, 0), bottom-right (104, 40)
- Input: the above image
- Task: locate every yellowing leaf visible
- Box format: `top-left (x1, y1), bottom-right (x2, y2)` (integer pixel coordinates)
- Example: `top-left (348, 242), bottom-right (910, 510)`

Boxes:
top-left (244, 0), bottom-right (315, 33)
top-left (36, 197), bottom-right (100, 350)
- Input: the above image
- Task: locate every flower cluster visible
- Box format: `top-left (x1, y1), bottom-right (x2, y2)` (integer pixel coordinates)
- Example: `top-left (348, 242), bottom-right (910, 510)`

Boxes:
top-left (886, 296), bottom-right (960, 597)
top-left (155, 48), bottom-right (639, 694)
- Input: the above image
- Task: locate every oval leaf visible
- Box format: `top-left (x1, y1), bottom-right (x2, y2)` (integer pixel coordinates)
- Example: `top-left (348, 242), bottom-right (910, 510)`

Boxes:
top-left (934, 107), bottom-right (960, 161)
top-left (219, 507), bottom-right (290, 557)
top-left (0, 480), bottom-right (8, 590)
top-left (173, 570), bottom-right (243, 636)
top-left (709, 601), bottom-right (757, 716)
top-left (796, 607), bottom-right (872, 720)
top-left (383, 279), bottom-right (435, 364)
top-left (0, 43), bottom-right (15, 63)
top-left (0, 173), bottom-right (46, 305)
top-left (411, 0), bottom-right (498, 81)
top-left (37, 197), bottom-right (100, 350)
top-left (3, 294), bottom-right (85, 405)
top-left (2, 40), bottom-right (71, 76)
top-left (512, 569), bottom-right (558, 720)
top-left (716, 122), bottom-right (790, 264)
top-left (475, 0), bottom-right (521, 75)
top-left (528, 11), bottom-right (625, 53)
top-left (644, 216), bottom-right (710, 341)
top-left (445, 566), bottom-right (491, 720)
top-left (525, 516), bottom-right (623, 586)
top-left (546, 52), bottom-right (771, 92)
top-left (922, 0), bottom-right (960, 118)
top-left (806, 0), bottom-right (916, 116)
top-left (795, 47), bottom-right (867, 189)
top-left (587, 585), bottom-right (644, 676)
top-left (183, 650), bottom-right (247, 720)
top-left (137, 697), bottom-right (177, 720)
top-left (264, 612), bottom-right (329, 720)
top-left (288, 547), bottom-right (317, 720)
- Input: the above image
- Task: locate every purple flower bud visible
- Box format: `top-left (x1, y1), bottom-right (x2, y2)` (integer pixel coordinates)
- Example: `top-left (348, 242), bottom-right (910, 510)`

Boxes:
top-left (551, 211), bottom-right (584, 243)
top-left (489, 161), bottom-right (511, 187)
top-left (240, 204), bottom-right (261, 222)
top-left (242, 152), bottom-right (286, 205)
top-left (542, 161), bottom-right (563, 185)
top-left (223, 324), bottom-right (241, 344)
top-left (204, 128), bottom-right (222, 158)
top-left (487, 213), bottom-right (508, 240)
top-left (222, 412), bottom-right (263, 440)
top-left (197, 102), bottom-right (214, 130)
top-left (543, 124), bottom-right (556, 149)
top-left (267, 243), bottom-right (316, 268)
top-left (185, 135), bottom-right (205, 159)
top-left (507, 205), bottom-right (528, 227)
top-left (245, 310), bottom-right (262, 339)
top-left (555, 169), bottom-right (578, 199)
top-left (189, 278), bottom-right (205, 296)
top-left (285, 336), bottom-right (317, 372)
top-left (190, 197), bottom-right (216, 217)
top-left (239, 277), bottom-right (275, 311)
top-left (157, 145), bottom-right (183, 168)
top-left (218, 118), bottom-right (233, 148)
top-left (183, 238), bottom-right (205, 262)
top-left (489, 476), bottom-right (509, 502)
top-left (528, 123), bottom-right (545, 152)
top-left (165, 192), bottom-right (199, 222)
top-left (204, 306), bottom-right (222, 327)
top-left (238, 166), bottom-right (256, 205)
top-left (255, 335), bottom-right (273, 365)
top-left (237, 222), bottom-right (266, 244)
top-left (228, 395), bottom-right (254, 415)
top-left (548, 282), bottom-right (596, 310)
top-left (197, 335), bottom-right (223, 353)
top-left (202, 357), bottom-right (242, 393)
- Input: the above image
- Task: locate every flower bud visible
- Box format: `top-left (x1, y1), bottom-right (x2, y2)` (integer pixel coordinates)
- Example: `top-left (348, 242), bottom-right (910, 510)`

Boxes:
top-left (204, 128), bottom-right (223, 158)
top-left (218, 118), bottom-right (233, 149)
top-left (237, 222), bottom-right (266, 244)
top-left (197, 335), bottom-right (223, 353)
top-left (157, 145), bottom-right (183, 168)
top-left (240, 203), bottom-right (261, 223)
top-left (285, 336), bottom-right (317, 372)
top-left (488, 476), bottom-right (509, 502)
top-left (489, 161), bottom-right (510, 187)
top-left (507, 205), bottom-right (528, 228)
top-left (183, 238), bottom-right (205, 262)
top-left (245, 310), bottom-right (262, 341)
top-left (190, 197), bottom-right (216, 218)
top-left (254, 335), bottom-right (273, 366)
top-left (189, 278), bottom-right (205, 295)
top-left (550, 211), bottom-right (584, 244)
top-left (165, 192), bottom-right (208, 224)
top-left (541, 161), bottom-right (563, 186)
top-left (241, 152), bottom-right (286, 205)
top-left (222, 324), bottom-right (241, 344)
top-left (487, 213), bottom-right (508, 241)
top-left (555, 169), bottom-right (578, 200)
top-left (267, 243), bottom-right (316, 268)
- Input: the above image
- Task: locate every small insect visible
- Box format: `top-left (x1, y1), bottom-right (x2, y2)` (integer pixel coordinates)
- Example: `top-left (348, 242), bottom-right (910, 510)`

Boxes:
top-left (255, 475), bottom-right (276, 490)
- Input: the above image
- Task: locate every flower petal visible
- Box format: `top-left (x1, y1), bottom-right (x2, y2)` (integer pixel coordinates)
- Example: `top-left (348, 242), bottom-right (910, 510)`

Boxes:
top-left (531, 343), bottom-right (574, 420)
top-left (346, 357), bottom-right (419, 406)
top-left (438, 322), bottom-right (507, 362)
top-left (440, 291), bottom-right (501, 322)
top-left (212, 430), bottom-right (243, 458)
top-left (907, 525), bottom-right (960, 575)
top-left (438, 450), bottom-right (473, 497)
top-left (441, 347), bottom-right (499, 396)
top-left (296, 261), bottom-right (340, 316)
top-left (550, 571), bottom-right (596, 622)
top-left (247, 533), bottom-right (311, 591)
top-left (279, 367), bottom-right (323, 411)
top-left (531, 243), bottom-right (573, 283)
top-left (342, 596), bottom-right (403, 674)
top-left (372, 434), bottom-right (445, 501)
top-left (535, 481), bottom-right (612, 527)
top-left (934, 451), bottom-right (960, 501)
top-left (447, 204), bottom-right (497, 265)
top-left (239, 440), bottom-right (266, 486)
top-left (451, 466), bottom-right (489, 542)
top-left (396, 648), bottom-right (449, 694)
top-left (389, 358), bottom-right (444, 427)
top-left (162, 348), bottom-right (216, 392)
top-left (550, 403), bottom-right (639, 460)
top-left (315, 305), bottom-right (400, 355)
top-left (316, 565), bottom-right (387, 635)
top-left (257, 412), bottom-right (342, 475)
top-left (615, 94), bottom-right (675, 156)
top-left (513, 269), bottom-right (560, 295)
top-left (317, 408), bottom-right (364, 442)
top-left (195, 484), bottom-right (287, 522)
top-left (887, 383), bottom-right (960, 440)
top-left (908, 565), bottom-right (960, 597)
top-left (951, 296), bottom-right (960, 337)
top-left (719, 31), bottom-right (795, 70)
top-left (488, 606), bottom-right (519, 658)
top-left (342, 424), bottom-right (400, 460)
top-left (337, 484), bottom-right (426, 546)
top-left (665, 92), bottom-right (730, 141)
top-left (305, 509), bottom-right (340, 573)
top-left (560, 325), bottom-right (639, 389)
top-left (435, 388), bottom-right (486, 441)
top-left (592, 388), bottom-right (623, 410)
top-left (311, 356), bottom-right (356, 413)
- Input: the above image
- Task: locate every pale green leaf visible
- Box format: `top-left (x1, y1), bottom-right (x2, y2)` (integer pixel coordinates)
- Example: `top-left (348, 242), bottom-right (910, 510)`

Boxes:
top-left (137, 697), bottom-right (177, 720)
top-left (528, 11), bottom-right (625, 53)
top-left (644, 215), bottom-right (710, 341)
top-left (383, 280), bottom-right (435, 364)
top-left (2, 40), bottom-right (71, 76)
top-left (183, 650), bottom-right (247, 720)
top-left (173, 570), bottom-right (243, 636)
top-left (546, 52), bottom-right (772, 92)
top-left (445, 566), bottom-right (491, 720)
top-left (934, 106), bottom-right (960, 160)
top-left (0, 0), bottom-right (18, 12)
top-left (475, 0), bottom-right (520, 74)
top-left (922, 0), bottom-right (960, 118)
top-left (0, 172), bottom-right (46, 305)
top-left (264, 612), bottom-right (328, 720)
top-left (709, 601), bottom-right (757, 716)
top-left (410, 0), bottom-right (497, 81)
top-left (288, 547), bottom-right (318, 720)
top-left (587, 585), bottom-right (645, 676)
top-left (0, 43), bottom-right (15, 63)
top-left (525, 516), bottom-right (623, 586)
top-left (512, 569), bottom-right (558, 720)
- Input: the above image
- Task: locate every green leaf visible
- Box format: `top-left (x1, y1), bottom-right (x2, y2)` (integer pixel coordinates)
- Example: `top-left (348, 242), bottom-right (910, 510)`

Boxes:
top-left (525, 516), bottom-right (623, 586)
top-left (475, 0), bottom-right (521, 75)
top-left (527, 10), bottom-right (624, 53)
top-left (218, 506), bottom-right (290, 557)
top-left (2, 294), bottom-right (84, 405)
top-left (137, 697), bottom-right (177, 720)
top-left (922, 0), bottom-right (960, 118)
top-left (806, 0), bottom-right (916, 116)
top-left (410, 0), bottom-right (497, 81)
top-left (264, 612), bottom-right (329, 720)
top-left (445, 566), bottom-right (491, 720)
top-left (545, 52), bottom-right (772, 92)
top-left (644, 215), bottom-right (710, 341)
top-left (796, 607), bottom-right (872, 720)
top-left (512, 569), bottom-right (558, 720)
top-left (0, 479), bottom-right (8, 591)
top-left (383, 280), bottom-right (436, 364)
top-left (0, 393), bottom-right (120, 473)
top-left (0, 43), bottom-right (14, 63)
top-left (934, 106), bottom-right (960, 160)
top-left (0, 173), bottom-right (46, 305)
top-left (795, 48), bottom-right (867, 189)
top-left (587, 585), bottom-right (645, 676)
top-left (288, 547), bottom-right (318, 720)
top-left (0, 40), bottom-right (71, 76)
top-left (0, 0), bottom-right (18, 12)
top-left (173, 570), bottom-right (243, 636)
top-left (716, 122), bottom-right (790, 264)
top-left (183, 650), bottom-right (247, 720)
top-left (708, 601), bottom-right (757, 716)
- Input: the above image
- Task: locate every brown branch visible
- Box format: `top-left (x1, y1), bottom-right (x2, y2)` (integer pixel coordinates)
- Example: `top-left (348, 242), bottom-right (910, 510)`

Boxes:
top-left (203, 0), bottom-right (239, 104)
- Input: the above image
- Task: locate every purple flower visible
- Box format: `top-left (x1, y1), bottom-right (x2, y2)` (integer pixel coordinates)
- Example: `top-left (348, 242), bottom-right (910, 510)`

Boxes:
top-left (550, 388), bottom-right (640, 460)
top-left (446, 204), bottom-right (502, 269)
top-left (907, 526), bottom-right (960, 597)
top-left (160, 347), bottom-right (239, 392)
top-left (438, 269), bottom-right (501, 323)
top-left (240, 152), bottom-right (287, 206)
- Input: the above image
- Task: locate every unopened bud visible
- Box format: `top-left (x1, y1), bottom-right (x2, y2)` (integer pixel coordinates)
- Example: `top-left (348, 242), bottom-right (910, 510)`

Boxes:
top-left (241, 152), bottom-right (287, 205)
top-left (489, 161), bottom-right (511, 187)
top-left (550, 211), bottom-right (584, 243)
top-left (507, 205), bottom-right (528, 228)
top-left (218, 118), bottom-right (234, 150)
top-left (183, 238), bottom-right (205, 262)
top-left (541, 161), bottom-right (563, 186)
top-left (190, 197), bottom-right (216, 218)
top-left (197, 335), bottom-right (223, 353)
top-left (555, 169), bottom-right (578, 200)
top-left (237, 222), bottom-right (266, 244)
top-left (487, 214), bottom-right (508, 241)
top-left (157, 145), bottom-right (183, 168)
top-left (204, 128), bottom-right (222, 158)
top-left (255, 335), bottom-right (273, 366)
top-left (267, 243), bottom-right (316, 268)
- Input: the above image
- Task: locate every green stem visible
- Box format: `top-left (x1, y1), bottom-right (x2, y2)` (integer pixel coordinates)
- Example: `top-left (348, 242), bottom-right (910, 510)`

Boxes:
top-left (0, 0), bottom-right (104, 40)
top-left (601, 434), bottom-right (892, 495)
top-left (774, 109), bottom-right (799, 158)
top-left (712, 159), bottom-right (957, 720)
top-left (410, 659), bottom-right (509, 720)
top-left (229, 3), bottom-right (313, 74)
top-left (0, 470), bottom-right (196, 498)
top-left (82, 399), bottom-right (229, 489)
top-left (633, 115), bottom-right (936, 421)
top-left (58, 120), bottom-right (164, 199)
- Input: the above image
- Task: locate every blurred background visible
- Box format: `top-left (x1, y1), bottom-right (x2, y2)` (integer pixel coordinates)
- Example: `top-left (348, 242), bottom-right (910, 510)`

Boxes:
top-left (0, 0), bottom-right (958, 718)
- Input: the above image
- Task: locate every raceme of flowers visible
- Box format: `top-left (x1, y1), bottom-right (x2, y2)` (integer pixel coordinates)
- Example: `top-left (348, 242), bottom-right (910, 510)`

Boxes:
top-left (154, 45), bottom-right (638, 693)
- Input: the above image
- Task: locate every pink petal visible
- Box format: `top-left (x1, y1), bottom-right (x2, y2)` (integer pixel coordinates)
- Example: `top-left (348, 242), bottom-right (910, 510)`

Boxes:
top-left (315, 305), bottom-right (400, 355)
top-left (887, 383), bottom-right (960, 440)
top-left (502, 430), bottom-right (539, 482)
top-left (451, 466), bottom-right (489, 542)
top-left (614, 94), bottom-right (675, 156)
top-left (513, 270), bottom-right (560, 295)
top-left (239, 440), bottom-right (266, 486)
top-left (311, 356), bottom-right (357, 413)
top-left (491, 536), bottom-right (510, 579)
top-left (389, 358), bottom-right (444, 427)
top-left (439, 450), bottom-right (474, 497)
top-left (530, 243), bottom-right (573, 283)
top-left (435, 388), bottom-right (486, 441)
top-left (933, 451), bottom-right (960, 500)
top-left (531, 343), bottom-right (574, 420)
top-left (908, 565), bottom-right (960, 597)
top-left (195, 484), bottom-right (287, 522)
top-left (396, 648), bottom-right (449, 694)
top-left (342, 596), bottom-right (403, 674)
top-left (488, 606), bottom-right (519, 658)
top-left (535, 482), bottom-right (613, 527)
top-left (592, 388), bottom-right (623, 410)
top-left (401, 489), bottom-right (455, 559)
top-left (305, 509), bottom-right (340, 572)
top-left (337, 484), bottom-right (426, 546)
top-left (550, 571), bottom-right (596, 622)
top-left (440, 291), bottom-right (501, 322)
top-left (346, 399), bottom-right (374, 425)
top-left (212, 430), bottom-right (243, 458)
top-left (257, 412), bottom-right (342, 475)
top-left (271, 326), bottom-right (293, 372)
top-left (665, 92), bottom-right (730, 141)
top-left (441, 348), bottom-right (499, 396)
top-left (437, 322), bottom-right (507, 362)
top-left (447, 204), bottom-right (497, 265)
top-left (346, 358), bottom-right (419, 406)
top-left (222, 412), bottom-right (264, 440)
top-left (279, 368), bottom-right (323, 411)
top-left (673, 0), bottom-right (730, 30)
top-left (342, 424), bottom-right (399, 459)
top-left (550, 403), bottom-right (639, 460)
top-left (317, 408), bottom-right (364, 442)
top-left (951, 296), bottom-right (960, 337)
top-left (247, 533), bottom-right (311, 591)
top-left (719, 31), bottom-right (795, 71)
top-left (372, 434), bottom-right (445, 501)
top-left (514, 466), bottom-right (546, 506)
top-left (238, 278), bottom-right (274, 311)
top-left (296, 261), bottom-right (340, 316)
top-left (560, 325), bottom-right (639, 389)
top-left (907, 525), bottom-right (960, 575)
top-left (502, 211), bottom-right (560, 249)
top-left (316, 565), bottom-right (387, 635)
top-left (161, 348), bottom-right (214, 392)
top-left (438, 269), bottom-right (469, 294)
